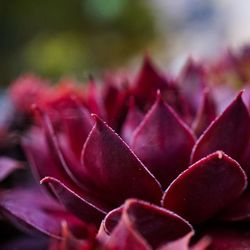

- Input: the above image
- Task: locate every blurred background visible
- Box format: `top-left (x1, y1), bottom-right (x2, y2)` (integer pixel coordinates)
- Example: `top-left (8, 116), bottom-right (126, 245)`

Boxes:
top-left (1, 0), bottom-right (250, 85)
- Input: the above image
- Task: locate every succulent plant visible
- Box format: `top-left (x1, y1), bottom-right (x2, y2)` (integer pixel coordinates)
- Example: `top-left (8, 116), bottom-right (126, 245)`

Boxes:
top-left (2, 49), bottom-right (250, 249)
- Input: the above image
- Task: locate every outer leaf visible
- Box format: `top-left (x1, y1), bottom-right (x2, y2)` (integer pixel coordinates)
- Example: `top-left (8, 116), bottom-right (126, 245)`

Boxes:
top-left (0, 157), bottom-right (22, 182)
top-left (159, 232), bottom-right (193, 250)
top-left (81, 115), bottom-right (162, 209)
top-left (1, 237), bottom-right (49, 250)
top-left (105, 199), bottom-right (192, 249)
top-left (131, 93), bottom-right (195, 189)
top-left (23, 125), bottom-right (108, 223)
top-left (204, 226), bottom-right (250, 250)
top-left (104, 217), bottom-right (150, 250)
top-left (162, 151), bottom-right (247, 224)
top-left (41, 177), bottom-right (106, 225)
top-left (0, 189), bottom-right (93, 239)
top-left (218, 187), bottom-right (250, 221)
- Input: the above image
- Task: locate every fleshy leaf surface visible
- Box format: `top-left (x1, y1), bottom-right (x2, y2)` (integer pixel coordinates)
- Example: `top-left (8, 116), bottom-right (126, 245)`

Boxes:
top-left (204, 225), bottom-right (250, 250)
top-left (159, 232), bottom-right (193, 250)
top-left (178, 58), bottom-right (206, 116)
top-left (218, 187), bottom-right (250, 221)
top-left (104, 217), bottom-right (150, 250)
top-left (121, 97), bottom-right (144, 145)
top-left (23, 125), bottom-right (109, 223)
top-left (132, 55), bottom-right (168, 108)
top-left (191, 92), bottom-right (250, 164)
top-left (81, 115), bottom-right (162, 208)
top-left (0, 188), bottom-right (92, 239)
top-left (163, 151), bottom-right (247, 224)
top-left (59, 97), bottom-right (94, 159)
top-left (105, 199), bottom-right (192, 249)
top-left (192, 88), bottom-right (216, 137)
top-left (41, 177), bottom-right (106, 225)
top-left (0, 157), bottom-right (22, 182)
top-left (131, 93), bottom-right (195, 188)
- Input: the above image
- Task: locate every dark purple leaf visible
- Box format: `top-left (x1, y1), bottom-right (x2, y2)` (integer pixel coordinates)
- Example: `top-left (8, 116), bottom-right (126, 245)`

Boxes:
top-left (191, 92), bottom-right (250, 165)
top-left (121, 97), bottom-right (144, 145)
top-left (59, 96), bottom-right (94, 159)
top-left (204, 225), bottom-right (250, 250)
top-left (163, 151), bottom-right (247, 224)
top-left (104, 217), bottom-right (150, 250)
top-left (0, 157), bottom-right (23, 182)
top-left (218, 187), bottom-right (250, 221)
top-left (106, 199), bottom-right (192, 249)
top-left (178, 58), bottom-right (206, 116)
top-left (192, 88), bottom-right (217, 137)
top-left (0, 188), bottom-right (93, 239)
top-left (132, 55), bottom-right (168, 108)
top-left (131, 92), bottom-right (195, 189)
top-left (81, 115), bottom-right (162, 208)
top-left (41, 177), bottom-right (106, 225)
top-left (159, 232), bottom-right (193, 250)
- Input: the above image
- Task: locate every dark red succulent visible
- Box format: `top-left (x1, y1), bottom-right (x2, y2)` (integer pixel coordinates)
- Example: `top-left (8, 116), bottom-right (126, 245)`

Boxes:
top-left (2, 51), bottom-right (250, 249)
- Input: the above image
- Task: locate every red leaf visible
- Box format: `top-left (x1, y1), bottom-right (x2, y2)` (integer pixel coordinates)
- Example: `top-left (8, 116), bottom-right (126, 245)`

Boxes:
top-left (192, 88), bottom-right (217, 137)
top-left (41, 177), bottom-right (106, 225)
top-left (0, 157), bottom-right (23, 182)
top-left (121, 97), bottom-right (144, 145)
top-left (105, 199), bottom-right (192, 249)
top-left (131, 93), bottom-right (195, 189)
top-left (163, 151), bottom-right (247, 224)
top-left (81, 115), bottom-right (162, 209)
top-left (0, 189), bottom-right (93, 239)
top-left (191, 92), bottom-right (250, 165)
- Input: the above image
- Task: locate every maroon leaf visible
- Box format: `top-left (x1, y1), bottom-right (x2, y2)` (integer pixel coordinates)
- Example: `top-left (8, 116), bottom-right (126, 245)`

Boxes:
top-left (106, 199), bottom-right (192, 249)
top-left (132, 55), bottom-right (168, 108)
top-left (1, 237), bottom-right (49, 250)
top-left (0, 157), bottom-right (23, 182)
top-left (41, 177), bottom-right (106, 225)
top-left (23, 123), bottom-right (109, 223)
top-left (104, 217), bottom-right (150, 250)
top-left (131, 92), bottom-right (195, 189)
top-left (85, 79), bottom-right (106, 119)
top-left (218, 187), bottom-right (250, 221)
top-left (103, 206), bottom-right (123, 234)
top-left (204, 225), bottom-right (250, 250)
top-left (102, 82), bottom-right (129, 129)
top-left (59, 96), bottom-right (94, 159)
top-left (162, 151), bottom-right (247, 224)
top-left (159, 232), bottom-right (193, 250)
top-left (28, 107), bottom-right (92, 191)
top-left (81, 115), bottom-right (162, 208)
top-left (191, 92), bottom-right (250, 164)
top-left (121, 97), bottom-right (144, 145)
top-left (178, 58), bottom-right (206, 117)
top-left (49, 221), bottom-right (94, 250)
top-left (192, 88), bottom-right (217, 137)
top-left (0, 188), bottom-right (93, 239)
top-left (22, 127), bottom-right (70, 183)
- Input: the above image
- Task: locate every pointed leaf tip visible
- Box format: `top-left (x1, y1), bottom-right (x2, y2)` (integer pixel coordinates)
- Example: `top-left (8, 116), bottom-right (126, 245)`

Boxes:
top-left (107, 199), bottom-right (193, 249)
top-left (191, 91), bottom-right (250, 164)
top-left (131, 97), bottom-right (195, 189)
top-left (40, 176), bottom-right (106, 225)
top-left (81, 114), bottom-right (162, 209)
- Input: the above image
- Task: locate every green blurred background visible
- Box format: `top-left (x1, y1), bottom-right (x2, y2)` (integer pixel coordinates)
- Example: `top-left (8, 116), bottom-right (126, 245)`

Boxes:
top-left (0, 0), bottom-right (157, 85)
top-left (1, 0), bottom-right (250, 85)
